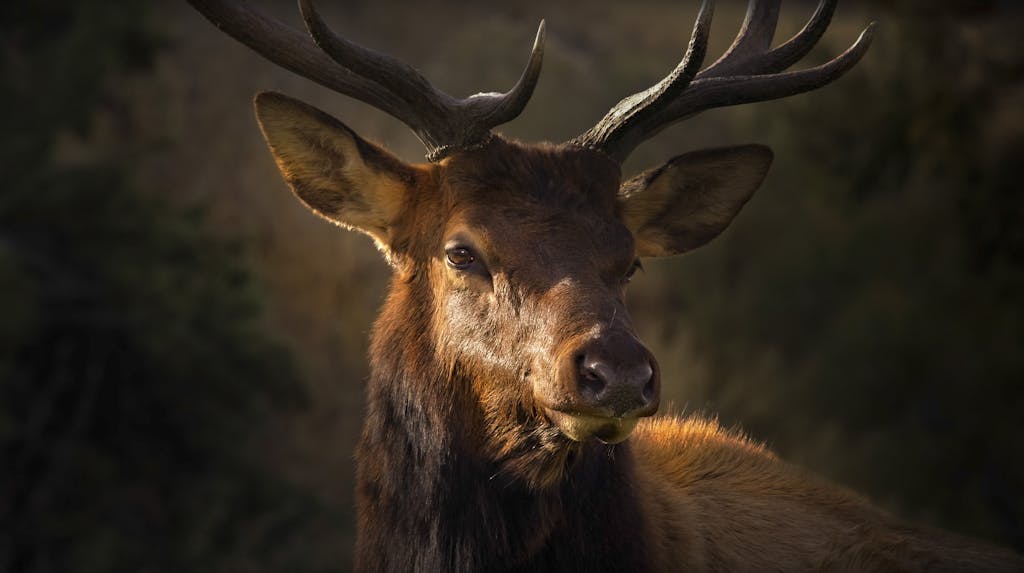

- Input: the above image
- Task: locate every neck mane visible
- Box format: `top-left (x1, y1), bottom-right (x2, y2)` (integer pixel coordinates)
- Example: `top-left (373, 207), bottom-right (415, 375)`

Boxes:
top-left (353, 278), bottom-right (652, 572)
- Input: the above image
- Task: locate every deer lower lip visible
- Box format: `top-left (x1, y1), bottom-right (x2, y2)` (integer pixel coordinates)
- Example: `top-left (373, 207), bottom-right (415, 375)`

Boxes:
top-left (545, 409), bottom-right (639, 444)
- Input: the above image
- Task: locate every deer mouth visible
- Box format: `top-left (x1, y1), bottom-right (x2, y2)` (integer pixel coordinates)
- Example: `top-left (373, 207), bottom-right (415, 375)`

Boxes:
top-left (544, 409), bottom-right (640, 444)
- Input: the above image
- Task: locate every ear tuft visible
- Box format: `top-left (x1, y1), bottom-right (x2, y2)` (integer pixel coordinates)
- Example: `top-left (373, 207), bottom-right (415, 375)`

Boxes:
top-left (620, 144), bottom-right (773, 257)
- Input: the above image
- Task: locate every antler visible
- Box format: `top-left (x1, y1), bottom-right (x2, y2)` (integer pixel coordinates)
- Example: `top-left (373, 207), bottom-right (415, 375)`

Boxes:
top-left (571, 0), bottom-right (875, 163)
top-left (188, 0), bottom-right (546, 162)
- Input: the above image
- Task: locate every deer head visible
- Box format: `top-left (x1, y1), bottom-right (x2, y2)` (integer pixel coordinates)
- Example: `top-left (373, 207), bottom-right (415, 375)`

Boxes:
top-left (191, 0), bottom-right (873, 488)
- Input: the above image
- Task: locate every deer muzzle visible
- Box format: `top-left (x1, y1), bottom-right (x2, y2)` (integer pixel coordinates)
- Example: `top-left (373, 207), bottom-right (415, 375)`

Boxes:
top-left (539, 329), bottom-right (660, 443)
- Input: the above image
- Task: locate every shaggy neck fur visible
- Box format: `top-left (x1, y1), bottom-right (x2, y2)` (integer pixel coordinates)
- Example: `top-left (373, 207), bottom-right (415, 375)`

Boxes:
top-left (354, 277), bottom-right (653, 573)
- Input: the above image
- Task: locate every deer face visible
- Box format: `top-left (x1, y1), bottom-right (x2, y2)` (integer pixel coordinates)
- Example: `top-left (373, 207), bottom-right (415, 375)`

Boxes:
top-left (254, 92), bottom-right (772, 486)
top-left (433, 142), bottom-right (657, 447)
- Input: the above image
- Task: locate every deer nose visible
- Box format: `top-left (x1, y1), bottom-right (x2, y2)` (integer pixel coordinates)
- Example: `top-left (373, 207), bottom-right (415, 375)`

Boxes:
top-left (575, 332), bottom-right (659, 418)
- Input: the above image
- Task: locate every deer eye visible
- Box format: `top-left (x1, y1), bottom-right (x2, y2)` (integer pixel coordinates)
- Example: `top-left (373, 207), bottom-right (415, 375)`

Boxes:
top-left (623, 259), bottom-right (642, 283)
top-left (445, 246), bottom-right (476, 270)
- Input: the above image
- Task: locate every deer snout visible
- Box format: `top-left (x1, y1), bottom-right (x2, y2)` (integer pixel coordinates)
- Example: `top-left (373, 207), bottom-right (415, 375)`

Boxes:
top-left (541, 330), bottom-right (660, 443)
top-left (575, 331), bottom-right (659, 419)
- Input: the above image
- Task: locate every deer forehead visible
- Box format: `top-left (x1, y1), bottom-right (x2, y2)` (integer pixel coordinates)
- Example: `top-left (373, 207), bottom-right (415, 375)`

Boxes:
top-left (425, 141), bottom-right (632, 263)
top-left (438, 141), bottom-right (622, 204)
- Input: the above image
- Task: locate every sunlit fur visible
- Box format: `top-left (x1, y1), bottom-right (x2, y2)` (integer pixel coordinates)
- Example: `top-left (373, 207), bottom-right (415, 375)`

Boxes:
top-left (253, 95), bottom-right (1024, 572)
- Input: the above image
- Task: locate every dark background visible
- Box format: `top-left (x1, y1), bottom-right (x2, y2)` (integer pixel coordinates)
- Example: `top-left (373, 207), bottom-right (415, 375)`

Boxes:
top-left (2, 1), bottom-right (1022, 571)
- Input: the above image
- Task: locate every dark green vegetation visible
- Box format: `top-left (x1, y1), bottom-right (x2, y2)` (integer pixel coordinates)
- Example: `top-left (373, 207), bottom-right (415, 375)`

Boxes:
top-left (1, 0), bottom-right (1021, 571)
top-left (0, 2), bottom-right (336, 571)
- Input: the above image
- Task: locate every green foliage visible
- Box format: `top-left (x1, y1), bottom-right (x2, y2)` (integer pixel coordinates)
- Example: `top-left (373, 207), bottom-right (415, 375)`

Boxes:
top-left (0, 2), bottom-right (328, 571)
top-left (651, 3), bottom-right (1024, 549)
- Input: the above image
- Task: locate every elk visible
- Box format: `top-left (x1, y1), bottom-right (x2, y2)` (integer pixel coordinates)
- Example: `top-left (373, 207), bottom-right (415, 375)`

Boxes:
top-left (190, 0), bottom-right (1024, 571)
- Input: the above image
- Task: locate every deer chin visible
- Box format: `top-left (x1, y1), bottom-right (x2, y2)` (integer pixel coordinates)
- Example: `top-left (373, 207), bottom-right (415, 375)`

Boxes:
top-left (485, 418), bottom-right (581, 490)
top-left (545, 409), bottom-right (640, 444)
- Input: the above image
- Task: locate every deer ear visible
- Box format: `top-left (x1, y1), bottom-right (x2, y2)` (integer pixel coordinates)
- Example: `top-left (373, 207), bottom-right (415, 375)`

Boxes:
top-left (253, 91), bottom-right (415, 248)
top-left (619, 145), bottom-right (773, 257)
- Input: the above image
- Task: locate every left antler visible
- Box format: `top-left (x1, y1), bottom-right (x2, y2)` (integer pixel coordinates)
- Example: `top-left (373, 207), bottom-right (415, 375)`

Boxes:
top-left (188, 0), bottom-right (545, 162)
top-left (571, 0), bottom-right (875, 163)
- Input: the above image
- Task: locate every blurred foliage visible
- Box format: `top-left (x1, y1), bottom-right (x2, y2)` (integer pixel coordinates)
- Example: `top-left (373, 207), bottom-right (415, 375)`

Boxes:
top-left (0, 2), bottom-right (337, 572)
top-left (642, 0), bottom-right (1024, 550)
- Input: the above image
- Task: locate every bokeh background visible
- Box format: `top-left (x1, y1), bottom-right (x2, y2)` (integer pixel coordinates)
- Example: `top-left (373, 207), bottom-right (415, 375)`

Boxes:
top-left (2, 0), bottom-right (1022, 571)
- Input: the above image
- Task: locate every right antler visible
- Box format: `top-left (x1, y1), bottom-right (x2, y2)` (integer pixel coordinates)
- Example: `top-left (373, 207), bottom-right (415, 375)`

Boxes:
top-left (571, 0), bottom-right (875, 163)
top-left (188, 0), bottom-right (545, 162)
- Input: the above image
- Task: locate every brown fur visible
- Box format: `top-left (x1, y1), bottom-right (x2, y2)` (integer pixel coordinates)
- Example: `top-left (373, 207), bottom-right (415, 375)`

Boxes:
top-left (249, 92), bottom-right (1023, 572)
top-left (633, 417), bottom-right (1023, 572)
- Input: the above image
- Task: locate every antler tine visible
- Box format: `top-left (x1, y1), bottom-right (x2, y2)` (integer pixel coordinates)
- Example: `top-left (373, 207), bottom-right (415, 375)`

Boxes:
top-left (571, 0), bottom-right (714, 153)
top-left (298, 0), bottom-right (450, 126)
top-left (571, 0), bottom-right (874, 163)
top-left (630, 23), bottom-right (874, 161)
top-left (476, 20), bottom-right (546, 127)
top-left (758, 0), bottom-right (838, 74)
top-left (701, 0), bottom-right (780, 77)
top-left (297, 2), bottom-right (435, 96)
top-left (188, 0), bottom-right (415, 128)
top-left (676, 23), bottom-right (874, 113)
top-left (705, 0), bottom-right (839, 78)
top-left (190, 0), bottom-right (546, 161)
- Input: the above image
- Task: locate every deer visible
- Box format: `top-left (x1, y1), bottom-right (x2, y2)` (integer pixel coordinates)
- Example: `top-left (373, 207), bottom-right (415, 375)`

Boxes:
top-left (190, 0), bottom-right (1024, 571)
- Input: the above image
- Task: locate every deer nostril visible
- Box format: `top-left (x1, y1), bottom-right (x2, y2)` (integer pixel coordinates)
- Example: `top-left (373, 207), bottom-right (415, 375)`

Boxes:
top-left (642, 372), bottom-right (656, 403)
top-left (578, 356), bottom-right (607, 397)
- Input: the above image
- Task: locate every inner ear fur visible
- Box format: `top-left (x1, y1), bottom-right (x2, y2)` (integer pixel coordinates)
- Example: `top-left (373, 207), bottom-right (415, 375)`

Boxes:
top-left (253, 91), bottom-right (416, 246)
top-left (619, 145), bottom-right (773, 257)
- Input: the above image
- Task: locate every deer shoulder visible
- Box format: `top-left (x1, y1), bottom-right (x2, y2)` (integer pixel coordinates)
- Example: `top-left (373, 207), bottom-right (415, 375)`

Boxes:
top-left (633, 416), bottom-right (1022, 572)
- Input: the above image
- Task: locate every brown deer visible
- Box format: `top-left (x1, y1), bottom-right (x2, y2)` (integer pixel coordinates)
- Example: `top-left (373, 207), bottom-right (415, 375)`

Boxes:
top-left (190, 0), bottom-right (1024, 571)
